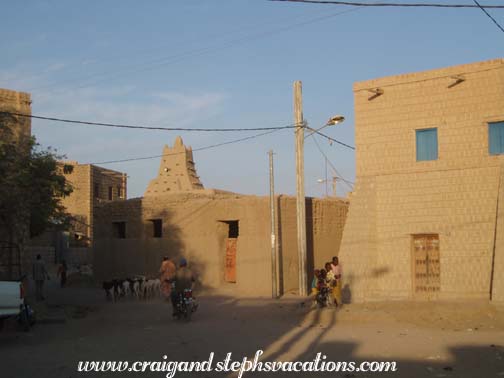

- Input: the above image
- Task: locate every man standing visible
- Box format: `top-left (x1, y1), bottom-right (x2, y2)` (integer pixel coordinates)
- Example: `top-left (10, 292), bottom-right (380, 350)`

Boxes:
top-left (33, 254), bottom-right (49, 301)
top-left (159, 256), bottom-right (176, 300)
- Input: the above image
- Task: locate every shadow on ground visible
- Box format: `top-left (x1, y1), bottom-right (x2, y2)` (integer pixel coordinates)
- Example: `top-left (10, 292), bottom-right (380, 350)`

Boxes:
top-left (0, 283), bottom-right (503, 378)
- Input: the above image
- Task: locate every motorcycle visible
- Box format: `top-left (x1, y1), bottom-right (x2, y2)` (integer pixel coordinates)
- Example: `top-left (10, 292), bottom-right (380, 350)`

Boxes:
top-left (173, 288), bottom-right (198, 321)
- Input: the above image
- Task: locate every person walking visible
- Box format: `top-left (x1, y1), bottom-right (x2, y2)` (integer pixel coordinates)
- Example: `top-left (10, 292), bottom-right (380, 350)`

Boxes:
top-left (33, 254), bottom-right (50, 301)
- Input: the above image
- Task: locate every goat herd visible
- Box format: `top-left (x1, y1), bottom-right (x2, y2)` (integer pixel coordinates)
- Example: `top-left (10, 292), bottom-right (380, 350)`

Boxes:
top-left (102, 277), bottom-right (162, 302)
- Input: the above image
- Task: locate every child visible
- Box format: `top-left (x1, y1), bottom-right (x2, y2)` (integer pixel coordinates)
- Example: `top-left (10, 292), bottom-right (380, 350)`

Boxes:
top-left (58, 260), bottom-right (67, 288)
top-left (311, 269), bottom-right (320, 295)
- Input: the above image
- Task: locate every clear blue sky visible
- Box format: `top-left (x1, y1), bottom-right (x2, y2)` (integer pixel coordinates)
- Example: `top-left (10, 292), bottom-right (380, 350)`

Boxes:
top-left (1, 0), bottom-right (502, 198)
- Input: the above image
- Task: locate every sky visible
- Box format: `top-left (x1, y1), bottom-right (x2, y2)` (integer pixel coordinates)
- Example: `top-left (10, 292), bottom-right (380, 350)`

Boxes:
top-left (1, 0), bottom-right (502, 198)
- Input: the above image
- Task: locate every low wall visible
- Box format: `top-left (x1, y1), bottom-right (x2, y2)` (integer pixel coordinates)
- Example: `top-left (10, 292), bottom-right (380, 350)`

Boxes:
top-left (93, 193), bottom-right (349, 296)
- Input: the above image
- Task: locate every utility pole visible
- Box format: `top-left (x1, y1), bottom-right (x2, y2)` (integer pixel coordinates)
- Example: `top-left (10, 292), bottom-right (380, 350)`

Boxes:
top-left (294, 81), bottom-right (308, 296)
top-left (332, 176), bottom-right (338, 197)
top-left (269, 150), bottom-right (278, 299)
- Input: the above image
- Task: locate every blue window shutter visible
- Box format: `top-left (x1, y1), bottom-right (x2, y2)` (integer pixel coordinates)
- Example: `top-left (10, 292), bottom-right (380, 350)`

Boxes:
top-left (489, 122), bottom-right (504, 155)
top-left (416, 128), bottom-right (438, 161)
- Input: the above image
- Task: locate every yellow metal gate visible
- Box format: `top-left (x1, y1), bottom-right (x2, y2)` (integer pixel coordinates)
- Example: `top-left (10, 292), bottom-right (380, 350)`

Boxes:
top-left (412, 234), bottom-right (440, 299)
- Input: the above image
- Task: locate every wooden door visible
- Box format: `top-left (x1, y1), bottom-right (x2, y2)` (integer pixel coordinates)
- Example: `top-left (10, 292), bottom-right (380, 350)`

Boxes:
top-left (413, 234), bottom-right (440, 300)
top-left (225, 238), bottom-right (237, 283)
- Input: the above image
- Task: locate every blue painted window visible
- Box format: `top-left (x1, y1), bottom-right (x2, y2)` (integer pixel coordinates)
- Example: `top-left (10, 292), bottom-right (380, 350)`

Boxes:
top-left (416, 128), bottom-right (438, 161)
top-left (489, 121), bottom-right (504, 155)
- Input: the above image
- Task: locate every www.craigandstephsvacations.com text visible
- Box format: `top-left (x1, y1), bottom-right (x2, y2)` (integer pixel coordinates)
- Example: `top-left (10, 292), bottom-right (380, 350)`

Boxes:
top-left (77, 350), bottom-right (398, 377)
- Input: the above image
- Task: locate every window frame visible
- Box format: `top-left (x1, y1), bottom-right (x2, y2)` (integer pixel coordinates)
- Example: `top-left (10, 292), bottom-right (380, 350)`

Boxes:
top-left (488, 121), bottom-right (504, 155)
top-left (415, 127), bottom-right (438, 162)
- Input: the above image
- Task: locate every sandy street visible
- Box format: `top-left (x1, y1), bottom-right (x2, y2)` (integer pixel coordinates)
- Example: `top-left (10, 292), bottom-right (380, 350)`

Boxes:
top-left (0, 280), bottom-right (503, 378)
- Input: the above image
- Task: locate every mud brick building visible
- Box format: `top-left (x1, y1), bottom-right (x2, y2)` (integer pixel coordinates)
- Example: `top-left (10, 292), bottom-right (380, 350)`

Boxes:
top-left (339, 59), bottom-right (504, 302)
top-left (145, 136), bottom-right (203, 195)
top-left (0, 88), bottom-right (31, 141)
top-left (93, 137), bottom-right (348, 296)
top-left (61, 161), bottom-right (128, 246)
top-left (0, 88), bottom-right (32, 279)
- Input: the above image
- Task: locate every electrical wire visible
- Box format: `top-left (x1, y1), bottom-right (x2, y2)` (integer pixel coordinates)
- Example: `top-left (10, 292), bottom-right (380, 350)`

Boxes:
top-left (2, 111), bottom-right (296, 132)
top-left (270, 0), bottom-right (504, 8)
top-left (88, 128), bottom-right (284, 165)
top-left (310, 128), bottom-right (355, 150)
top-left (310, 134), bottom-right (355, 190)
top-left (473, 0), bottom-right (504, 33)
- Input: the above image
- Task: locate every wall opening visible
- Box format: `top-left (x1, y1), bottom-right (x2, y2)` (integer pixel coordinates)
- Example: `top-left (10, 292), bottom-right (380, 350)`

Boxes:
top-left (218, 220), bottom-right (240, 283)
top-left (150, 219), bottom-right (163, 238)
top-left (94, 183), bottom-right (100, 198)
top-left (112, 221), bottom-right (126, 239)
top-left (223, 220), bottom-right (239, 238)
top-left (108, 186), bottom-right (113, 200)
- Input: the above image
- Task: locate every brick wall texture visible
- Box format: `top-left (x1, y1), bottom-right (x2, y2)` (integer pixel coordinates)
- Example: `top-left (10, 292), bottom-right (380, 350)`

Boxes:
top-left (339, 58), bottom-right (504, 302)
top-left (61, 162), bottom-right (127, 244)
top-left (0, 88), bottom-right (31, 279)
top-left (0, 87), bottom-right (31, 141)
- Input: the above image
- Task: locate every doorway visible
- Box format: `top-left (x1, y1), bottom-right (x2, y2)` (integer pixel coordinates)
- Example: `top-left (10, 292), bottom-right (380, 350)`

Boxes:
top-left (412, 234), bottom-right (440, 300)
top-left (219, 220), bottom-right (239, 283)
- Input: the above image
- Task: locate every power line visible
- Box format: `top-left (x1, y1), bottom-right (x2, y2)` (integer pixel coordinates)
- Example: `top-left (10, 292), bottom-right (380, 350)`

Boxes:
top-left (270, 0), bottom-right (504, 8)
top-left (2, 111), bottom-right (296, 133)
top-left (310, 128), bottom-right (355, 150)
top-left (88, 129), bottom-right (284, 165)
top-left (473, 0), bottom-right (504, 33)
top-left (310, 134), bottom-right (354, 190)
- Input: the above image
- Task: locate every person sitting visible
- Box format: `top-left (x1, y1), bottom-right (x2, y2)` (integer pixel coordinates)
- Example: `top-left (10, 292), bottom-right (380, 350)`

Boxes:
top-left (170, 258), bottom-right (195, 317)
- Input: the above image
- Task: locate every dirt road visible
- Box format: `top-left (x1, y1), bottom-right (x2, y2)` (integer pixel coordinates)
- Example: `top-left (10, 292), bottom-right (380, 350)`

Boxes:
top-left (0, 282), bottom-right (503, 378)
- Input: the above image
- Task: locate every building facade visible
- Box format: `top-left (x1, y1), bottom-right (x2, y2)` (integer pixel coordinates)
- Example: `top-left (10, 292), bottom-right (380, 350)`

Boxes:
top-left (61, 162), bottom-right (127, 246)
top-left (339, 58), bottom-right (504, 302)
top-left (94, 192), bottom-right (348, 296)
top-left (93, 136), bottom-right (348, 296)
top-left (0, 88), bottom-right (31, 279)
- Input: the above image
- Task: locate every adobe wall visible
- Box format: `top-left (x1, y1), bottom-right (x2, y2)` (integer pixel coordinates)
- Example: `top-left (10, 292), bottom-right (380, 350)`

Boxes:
top-left (0, 88), bottom-right (31, 279)
top-left (0, 87), bottom-right (31, 142)
top-left (61, 163), bottom-right (93, 242)
top-left (339, 59), bottom-right (504, 302)
top-left (93, 192), bottom-right (348, 296)
top-left (60, 163), bottom-right (127, 244)
top-left (491, 166), bottom-right (504, 302)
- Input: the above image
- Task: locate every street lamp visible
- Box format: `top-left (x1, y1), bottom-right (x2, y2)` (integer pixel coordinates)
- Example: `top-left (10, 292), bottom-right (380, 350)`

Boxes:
top-left (317, 177), bottom-right (338, 197)
top-left (293, 80), bottom-right (345, 296)
top-left (304, 115), bottom-right (345, 139)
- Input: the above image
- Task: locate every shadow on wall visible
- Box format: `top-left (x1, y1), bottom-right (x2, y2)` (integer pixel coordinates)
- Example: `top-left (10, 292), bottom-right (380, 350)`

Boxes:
top-left (94, 207), bottom-right (206, 285)
top-left (276, 196), bottom-right (285, 296)
top-left (306, 198), bottom-right (315, 290)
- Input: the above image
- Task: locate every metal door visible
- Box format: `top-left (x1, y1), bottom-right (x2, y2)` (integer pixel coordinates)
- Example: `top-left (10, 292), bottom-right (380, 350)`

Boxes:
top-left (413, 234), bottom-right (440, 299)
top-left (225, 238), bottom-right (237, 283)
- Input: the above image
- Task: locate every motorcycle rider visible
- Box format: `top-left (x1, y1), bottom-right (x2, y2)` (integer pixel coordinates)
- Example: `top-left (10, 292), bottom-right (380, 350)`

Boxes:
top-left (171, 258), bottom-right (195, 317)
